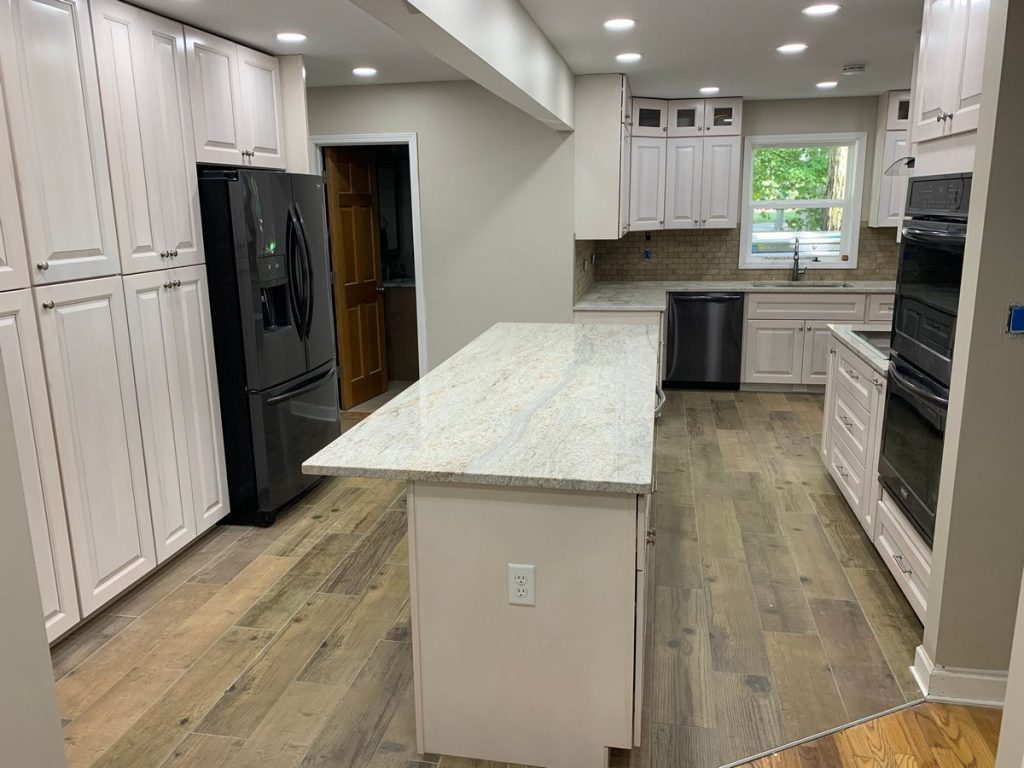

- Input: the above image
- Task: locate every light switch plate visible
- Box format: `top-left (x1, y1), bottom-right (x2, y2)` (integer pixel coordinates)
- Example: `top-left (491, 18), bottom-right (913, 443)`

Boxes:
top-left (507, 563), bottom-right (535, 606)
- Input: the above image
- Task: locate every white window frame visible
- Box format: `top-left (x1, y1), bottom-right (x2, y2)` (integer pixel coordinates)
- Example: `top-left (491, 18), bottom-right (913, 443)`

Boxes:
top-left (739, 132), bottom-right (868, 270)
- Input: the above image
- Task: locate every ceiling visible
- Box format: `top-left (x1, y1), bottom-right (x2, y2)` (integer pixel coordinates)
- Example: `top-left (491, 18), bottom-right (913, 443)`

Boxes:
top-left (132, 0), bottom-right (463, 87)
top-left (521, 0), bottom-right (922, 100)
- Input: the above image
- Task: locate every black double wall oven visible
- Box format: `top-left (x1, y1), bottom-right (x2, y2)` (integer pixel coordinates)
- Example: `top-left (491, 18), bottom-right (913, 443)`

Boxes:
top-left (878, 173), bottom-right (970, 547)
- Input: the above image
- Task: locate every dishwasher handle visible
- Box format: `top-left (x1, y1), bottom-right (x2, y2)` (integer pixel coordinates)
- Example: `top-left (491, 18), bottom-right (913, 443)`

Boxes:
top-left (669, 292), bottom-right (745, 302)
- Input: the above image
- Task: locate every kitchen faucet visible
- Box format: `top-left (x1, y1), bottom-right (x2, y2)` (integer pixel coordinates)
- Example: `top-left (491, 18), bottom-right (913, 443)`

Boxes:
top-left (791, 238), bottom-right (805, 281)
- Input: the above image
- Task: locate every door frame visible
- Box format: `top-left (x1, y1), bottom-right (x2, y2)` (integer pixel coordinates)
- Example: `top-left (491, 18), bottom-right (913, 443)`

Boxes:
top-left (309, 132), bottom-right (428, 375)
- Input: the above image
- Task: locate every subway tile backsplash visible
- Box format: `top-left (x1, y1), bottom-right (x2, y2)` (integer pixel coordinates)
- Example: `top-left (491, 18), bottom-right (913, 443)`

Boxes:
top-left (574, 239), bottom-right (596, 301)
top-left (584, 225), bottom-right (899, 284)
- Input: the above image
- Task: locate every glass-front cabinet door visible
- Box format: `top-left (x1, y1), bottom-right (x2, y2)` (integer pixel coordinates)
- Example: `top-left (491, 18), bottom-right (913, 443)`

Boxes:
top-left (631, 98), bottom-right (668, 137)
top-left (886, 90), bottom-right (912, 130)
top-left (667, 99), bottom-right (704, 137)
top-left (703, 98), bottom-right (742, 136)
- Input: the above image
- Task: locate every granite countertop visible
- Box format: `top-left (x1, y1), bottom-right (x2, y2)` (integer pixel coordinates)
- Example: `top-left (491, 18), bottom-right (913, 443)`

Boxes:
top-left (827, 323), bottom-right (891, 375)
top-left (574, 280), bottom-right (897, 312)
top-left (303, 322), bottom-right (658, 494)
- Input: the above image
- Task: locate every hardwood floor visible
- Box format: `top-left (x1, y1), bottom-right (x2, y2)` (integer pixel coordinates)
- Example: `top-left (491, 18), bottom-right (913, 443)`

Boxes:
top-left (52, 390), bottom-right (925, 768)
top-left (736, 702), bottom-right (1002, 767)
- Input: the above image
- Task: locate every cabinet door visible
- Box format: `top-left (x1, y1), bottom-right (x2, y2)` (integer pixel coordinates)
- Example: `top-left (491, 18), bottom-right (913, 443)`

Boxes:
top-left (821, 341), bottom-right (838, 462)
top-left (36, 277), bottom-right (155, 615)
top-left (237, 45), bottom-right (285, 169)
top-left (92, 0), bottom-right (165, 274)
top-left (143, 12), bottom-right (204, 266)
top-left (666, 98), bottom-right (704, 138)
top-left (0, 0), bottom-right (120, 284)
top-left (703, 98), bottom-right (742, 136)
top-left (631, 98), bottom-right (668, 137)
top-left (886, 90), bottom-right (913, 130)
top-left (629, 137), bottom-right (666, 231)
top-left (184, 27), bottom-right (246, 165)
top-left (913, 0), bottom-right (958, 143)
top-left (875, 131), bottom-right (910, 227)
top-left (947, 0), bottom-right (989, 135)
top-left (701, 136), bottom-right (740, 228)
top-left (123, 270), bottom-right (195, 562)
top-left (618, 126), bottom-right (631, 236)
top-left (801, 322), bottom-right (834, 385)
top-left (0, 290), bottom-right (79, 641)
top-left (743, 319), bottom-right (804, 384)
top-left (0, 81), bottom-right (29, 292)
top-left (664, 138), bottom-right (702, 229)
top-left (169, 265), bottom-right (229, 533)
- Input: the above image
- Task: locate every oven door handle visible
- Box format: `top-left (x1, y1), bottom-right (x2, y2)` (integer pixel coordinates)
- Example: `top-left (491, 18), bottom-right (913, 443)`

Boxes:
top-left (888, 366), bottom-right (949, 406)
top-left (902, 227), bottom-right (966, 245)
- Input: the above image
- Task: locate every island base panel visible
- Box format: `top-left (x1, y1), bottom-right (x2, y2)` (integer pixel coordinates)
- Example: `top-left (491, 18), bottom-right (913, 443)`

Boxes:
top-left (407, 481), bottom-right (639, 768)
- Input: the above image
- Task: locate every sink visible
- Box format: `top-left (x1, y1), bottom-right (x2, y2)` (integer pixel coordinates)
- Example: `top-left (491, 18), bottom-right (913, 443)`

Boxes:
top-left (751, 281), bottom-right (854, 288)
top-left (853, 329), bottom-right (893, 356)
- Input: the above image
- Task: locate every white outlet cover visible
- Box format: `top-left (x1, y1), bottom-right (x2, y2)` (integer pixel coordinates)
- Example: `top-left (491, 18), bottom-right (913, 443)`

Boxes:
top-left (507, 563), bottom-right (535, 606)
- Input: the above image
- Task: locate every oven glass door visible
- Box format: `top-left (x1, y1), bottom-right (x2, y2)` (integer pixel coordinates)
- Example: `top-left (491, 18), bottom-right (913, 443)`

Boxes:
top-left (891, 225), bottom-right (964, 385)
top-left (879, 356), bottom-right (949, 545)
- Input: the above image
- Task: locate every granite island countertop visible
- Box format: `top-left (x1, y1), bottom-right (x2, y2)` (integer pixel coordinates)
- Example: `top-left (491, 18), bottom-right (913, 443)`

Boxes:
top-left (303, 322), bottom-right (658, 494)
top-left (574, 280), bottom-right (897, 312)
top-left (827, 323), bottom-right (891, 375)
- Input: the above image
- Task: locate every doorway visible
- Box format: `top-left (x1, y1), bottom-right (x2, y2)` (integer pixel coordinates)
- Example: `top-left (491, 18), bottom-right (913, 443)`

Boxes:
top-left (322, 143), bottom-right (421, 412)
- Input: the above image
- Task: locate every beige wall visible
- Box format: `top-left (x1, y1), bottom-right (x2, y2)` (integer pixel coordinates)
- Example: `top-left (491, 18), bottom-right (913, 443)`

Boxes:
top-left (307, 80), bottom-right (574, 368)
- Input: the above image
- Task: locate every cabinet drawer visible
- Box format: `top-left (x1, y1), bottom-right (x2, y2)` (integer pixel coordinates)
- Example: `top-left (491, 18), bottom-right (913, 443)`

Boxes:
top-left (835, 343), bottom-right (874, 410)
top-left (832, 387), bottom-right (871, 467)
top-left (867, 294), bottom-right (895, 323)
top-left (746, 292), bottom-right (867, 321)
top-left (827, 433), bottom-right (865, 517)
top-left (875, 491), bottom-right (931, 621)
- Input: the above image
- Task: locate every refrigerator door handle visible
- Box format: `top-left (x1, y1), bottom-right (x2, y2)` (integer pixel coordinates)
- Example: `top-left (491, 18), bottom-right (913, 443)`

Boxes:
top-left (265, 365), bottom-right (338, 405)
top-left (294, 207), bottom-right (316, 336)
top-left (285, 209), bottom-right (306, 340)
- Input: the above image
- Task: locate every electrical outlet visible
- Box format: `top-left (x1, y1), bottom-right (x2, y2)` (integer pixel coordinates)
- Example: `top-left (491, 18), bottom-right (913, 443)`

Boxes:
top-left (507, 563), bottom-right (535, 606)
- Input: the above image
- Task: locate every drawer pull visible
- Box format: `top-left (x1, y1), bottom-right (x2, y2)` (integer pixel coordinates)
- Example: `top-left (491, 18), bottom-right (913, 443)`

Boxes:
top-left (835, 463), bottom-right (849, 479)
top-left (891, 552), bottom-right (913, 576)
top-left (839, 415), bottom-right (854, 430)
top-left (844, 367), bottom-right (860, 380)
top-left (872, 376), bottom-right (884, 388)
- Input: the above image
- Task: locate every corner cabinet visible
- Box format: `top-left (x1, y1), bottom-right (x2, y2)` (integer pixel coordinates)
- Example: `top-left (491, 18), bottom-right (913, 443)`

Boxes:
top-left (0, 0), bottom-right (121, 284)
top-left (124, 265), bottom-right (229, 562)
top-left (35, 276), bottom-right (156, 616)
top-left (185, 27), bottom-right (285, 169)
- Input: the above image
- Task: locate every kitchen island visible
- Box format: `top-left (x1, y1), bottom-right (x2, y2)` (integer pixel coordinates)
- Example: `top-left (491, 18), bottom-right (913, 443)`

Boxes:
top-left (304, 322), bottom-right (659, 768)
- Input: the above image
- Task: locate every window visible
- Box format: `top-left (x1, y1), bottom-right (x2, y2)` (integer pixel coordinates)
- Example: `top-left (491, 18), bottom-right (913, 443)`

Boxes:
top-left (739, 133), bottom-right (867, 269)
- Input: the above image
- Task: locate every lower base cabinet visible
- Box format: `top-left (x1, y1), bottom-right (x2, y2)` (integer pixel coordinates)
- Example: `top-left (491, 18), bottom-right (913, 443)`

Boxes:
top-left (0, 289), bottom-right (80, 641)
top-left (875, 490), bottom-right (931, 621)
top-left (35, 276), bottom-right (157, 616)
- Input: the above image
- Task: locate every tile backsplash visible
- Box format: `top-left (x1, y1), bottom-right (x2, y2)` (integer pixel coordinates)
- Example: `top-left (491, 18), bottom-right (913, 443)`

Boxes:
top-left (574, 239), bottom-right (596, 301)
top-left (586, 224), bottom-right (900, 283)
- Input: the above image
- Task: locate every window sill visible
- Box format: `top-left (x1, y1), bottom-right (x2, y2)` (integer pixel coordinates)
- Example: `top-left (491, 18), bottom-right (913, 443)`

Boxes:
top-left (737, 261), bottom-right (858, 271)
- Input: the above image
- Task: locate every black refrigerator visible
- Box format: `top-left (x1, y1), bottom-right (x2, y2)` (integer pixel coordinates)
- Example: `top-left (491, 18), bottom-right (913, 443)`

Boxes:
top-left (199, 168), bottom-right (340, 526)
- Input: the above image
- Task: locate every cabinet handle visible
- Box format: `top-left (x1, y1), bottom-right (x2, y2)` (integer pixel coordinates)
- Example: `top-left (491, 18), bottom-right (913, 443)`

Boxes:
top-left (835, 463), bottom-right (848, 478)
top-left (163, 281), bottom-right (172, 289)
top-left (839, 415), bottom-right (853, 427)
top-left (160, 250), bottom-right (170, 258)
top-left (891, 552), bottom-right (913, 576)
top-left (41, 300), bottom-right (54, 310)
top-left (36, 261), bottom-right (49, 271)
top-left (844, 367), bottom-right (859, 380)
top-left (698, 125), bottom-right (703, 131)
top-left (171, 249), bottom-right (179, 258)
top-left (872, 376), bottom-right (884, 387)
top-left (173, 280), bottom-right (181, 288)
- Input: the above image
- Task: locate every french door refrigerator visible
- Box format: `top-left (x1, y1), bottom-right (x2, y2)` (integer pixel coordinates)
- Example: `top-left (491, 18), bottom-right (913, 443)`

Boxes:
top-left (199, 168), bottom-right (340, 526)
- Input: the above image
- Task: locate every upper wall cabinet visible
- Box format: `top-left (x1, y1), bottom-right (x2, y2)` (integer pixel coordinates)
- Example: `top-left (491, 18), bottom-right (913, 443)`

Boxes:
top-left (664, 136), bottom-right (741, 229)
top-left (0, 0), bottom-right (120, 285)
top-left (629, 137), bottom-right (666, 230)
top-left (668, 98), bottom-right (742, 137)
top-left (92, 0), bottom-right (205, 274)
top-left (870, 91), bottom-right (911, 228)
top-left (185, 27), bottom-right (285, 169)
top-left (886, 90), bottom-right (912, 130)
top-left (912, 0), bottom-right (989, 143)
top-left (0, 74), bottom-right (29, 292)
top-left (631, 98), bottom-right (669, 137)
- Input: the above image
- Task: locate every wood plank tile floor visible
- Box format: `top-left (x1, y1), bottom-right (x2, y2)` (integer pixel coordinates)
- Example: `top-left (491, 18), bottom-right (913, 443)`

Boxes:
top-left (51, 390), bottom-right (926, 768)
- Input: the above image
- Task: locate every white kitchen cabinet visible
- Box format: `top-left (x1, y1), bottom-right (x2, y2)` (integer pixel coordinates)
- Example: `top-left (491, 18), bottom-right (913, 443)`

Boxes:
top-left (36, 276), bottom-right (156, 615)
top-left (867, 293), bottom-right (896, 324)
top-left (185, 28), bottom-right (284, 168)
top-left (631, 98), bottom-right (668, 137)
top-left (124, 266), bottom-right (228, 561)
top-left (0, 290), bottom-right (79, 641)
top-left (912, 0), bottom-right (989, 143)
top-left (801, 321), bottom-right (834, 385)
top-left (700, 136), bottom-right (741, 228)
top-left (743, 320), bottom-right (804, 385)
top-left (664, 138), bottom-right (702, 228)
top-left (618, 128), bottom-right (632, 237)
top-left (875, 490), bottom-right (931, 621)
top-left (93, 0), bottom-right (205, 274)
top-left (0, 83), bottom-right (28, 292)
top-left (666, 99), bottom-right (703, 138)
top-left (885, 90), bottom-right (913, 130)
top-left (870, 130), bottom-right (910, 227)
top-left (629, 137), bottom-right (666, 231)
top-left (703, 98), bottom-right (742, 136)
top-left (0, 0), bottom-right (120, 284)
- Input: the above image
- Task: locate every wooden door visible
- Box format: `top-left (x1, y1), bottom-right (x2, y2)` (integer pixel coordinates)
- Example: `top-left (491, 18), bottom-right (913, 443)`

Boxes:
top-left (184, 27), bottom-right (245, 165)
top-left (325, 147), bottom-right (388, 408)
top-left (701, 136), bottom-right (741, 228)
top-left (664, 138), bottom-right (702, 229)
top-left (36, 276), bottom-right (156, 615)
top-left (237, 45), bottom-right (285, 169)
top-left (0, 289), bottom-right (79, 641)
top-left (168, 264), bottom-right (229, 534)
top-left (947, 0), bottom-right (989, 135)
top-left (0, 0), bottom-right (120, 284)
top-left (743, 319), bottom-right (804, 385)
top-left (628, 137), bottom-right (666, 231)
top-left (0, 73), bottom-right (29, 292)
top-left (123, 269), bottom-right (195, 562)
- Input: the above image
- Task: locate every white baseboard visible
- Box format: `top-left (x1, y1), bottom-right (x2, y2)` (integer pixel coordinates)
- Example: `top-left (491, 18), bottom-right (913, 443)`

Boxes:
top-left (913, 645), bottom-right (1007, 707)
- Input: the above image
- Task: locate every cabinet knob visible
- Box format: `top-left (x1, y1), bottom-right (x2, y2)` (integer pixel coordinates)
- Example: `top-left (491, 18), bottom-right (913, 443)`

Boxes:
top-left (36, 261), bottom-right (49, 271)
top-left (163, 282), bottom-right (172, 289)
top-left (160, 250), bottom-right (169, 258)
top-left (173, 280), bottom-right (181, 288)
top-left (170, 249), bottom-right (178, 258)
top-left (698, 125), bottom-right (703, 131)
top-left (41, 300), bottom-right (54, 310)
top-left (845, 367), bottom-right (859, 380)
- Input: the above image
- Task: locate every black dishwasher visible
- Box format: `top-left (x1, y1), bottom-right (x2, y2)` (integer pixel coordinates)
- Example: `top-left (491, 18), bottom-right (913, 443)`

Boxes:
top-left (664, 292), bottom-right (744, 389)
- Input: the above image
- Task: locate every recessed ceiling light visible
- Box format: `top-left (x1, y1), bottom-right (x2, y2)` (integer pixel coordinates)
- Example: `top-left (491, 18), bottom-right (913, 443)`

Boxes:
top-left (817, 80), bottom-right (839, 89)
top-left (802, 3), bottom-right (841, 16)
top-left (616, 52), bottom-right (642, 63)
top-left (777, 42), bottom-right (809, 54)
top-left (276, 32), bottom-right (307, 43)
top-left (352, 66), bottom-right (378, 77)
top-left (699, 86), bottom-right (720, 95)
top-left (604, 18), bottom-right (636, 31)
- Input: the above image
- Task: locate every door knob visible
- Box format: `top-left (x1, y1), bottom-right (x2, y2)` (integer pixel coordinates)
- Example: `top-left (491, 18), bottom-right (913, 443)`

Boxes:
top-left (376, 286), bottom-right (385, 294)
